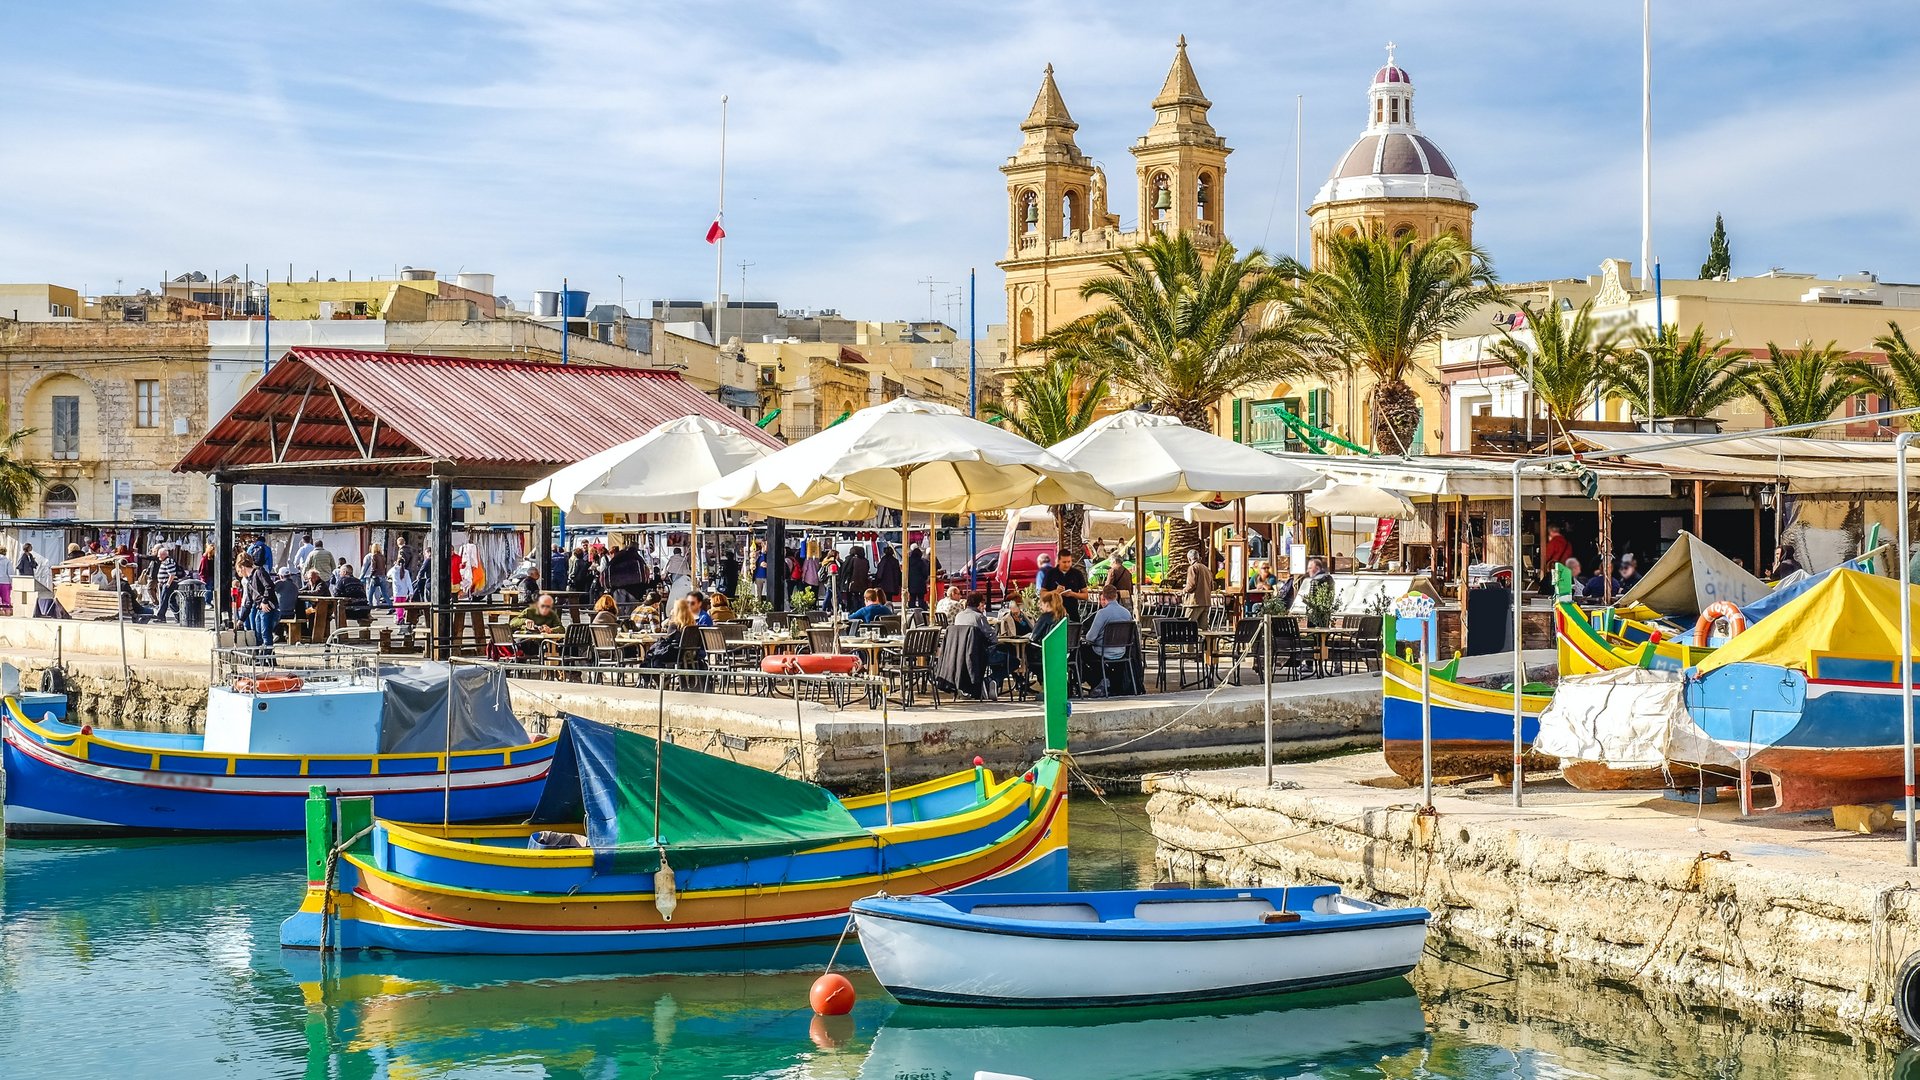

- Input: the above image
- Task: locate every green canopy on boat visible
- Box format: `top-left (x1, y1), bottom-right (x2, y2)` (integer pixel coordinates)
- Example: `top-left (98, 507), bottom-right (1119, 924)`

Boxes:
top-left (529, 715), bottom-right (869, 875)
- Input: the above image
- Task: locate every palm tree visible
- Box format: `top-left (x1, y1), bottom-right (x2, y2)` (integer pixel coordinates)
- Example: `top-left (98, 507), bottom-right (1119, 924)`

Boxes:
top-left (1032, 231), bottom-right (1314, 563)
top-left (1485, 298), bottom-right (1620, 449)
top-left (1280, 228), bottom-right (1498, 455)
top-left (1743, 341), bottom-right (1863, 434)
top-left (0, 407), bottom-right (44, 517)
top-left (994, 353), bottom-right (1110, 560)
top-left (1606, 323), bottom-right (1751, 421)
top-left (1849, 321), bottom-right (1920, 429)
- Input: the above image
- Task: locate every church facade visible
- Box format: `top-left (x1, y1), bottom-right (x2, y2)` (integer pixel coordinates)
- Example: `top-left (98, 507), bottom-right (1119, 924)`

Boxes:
top-left (998, 37), bottom-right (1230, 354)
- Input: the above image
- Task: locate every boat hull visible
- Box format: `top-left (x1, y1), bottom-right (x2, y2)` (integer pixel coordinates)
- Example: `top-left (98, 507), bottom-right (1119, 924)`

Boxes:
top-left (281, 762), bottom-right (1069, 955)
top-left (1688, 657), bottom-right (1910, 812)
top-left (853, 887), bottom-right (1428, 1008)
top-left (2, 703), bottom-right (555, 837)
top-left (1381, 654), bottom-right (1550, 782)
top-left (1555, 602), bottom-right (1706, 676)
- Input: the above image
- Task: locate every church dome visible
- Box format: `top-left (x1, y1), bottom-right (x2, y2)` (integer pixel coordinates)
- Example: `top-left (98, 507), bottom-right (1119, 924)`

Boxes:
top-left (1312, 46), bottom-right (1470, 208)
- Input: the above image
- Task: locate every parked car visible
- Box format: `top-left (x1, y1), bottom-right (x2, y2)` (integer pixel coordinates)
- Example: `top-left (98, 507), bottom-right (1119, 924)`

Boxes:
top-left (940, 550), bottom-right (1003, 604)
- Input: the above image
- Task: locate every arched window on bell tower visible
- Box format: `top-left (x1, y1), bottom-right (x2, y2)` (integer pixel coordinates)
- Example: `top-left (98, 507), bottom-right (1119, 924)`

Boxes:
top-left (1195, 173), bottom-right (1213, 222)
top-left (1060, 189), bottom-right (1080, 237)
top-left (1021, 190), bottom-right (1040, 235)
top-left (1151, 173), bottom-right (1172, 227)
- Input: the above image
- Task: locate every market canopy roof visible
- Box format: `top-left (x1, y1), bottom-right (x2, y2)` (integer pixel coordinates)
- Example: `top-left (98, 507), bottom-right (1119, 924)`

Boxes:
top-left (176, 346), bottom-right (770, 486)
top-left (1577, 432), bottom-right (1920, 493)
top-left (1259, 452), bottom-right (1673, 498)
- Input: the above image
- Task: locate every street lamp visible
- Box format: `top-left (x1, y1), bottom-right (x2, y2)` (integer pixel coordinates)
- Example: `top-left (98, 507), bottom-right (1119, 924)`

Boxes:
top-left (1630, 347), bottom-right (1656, 431)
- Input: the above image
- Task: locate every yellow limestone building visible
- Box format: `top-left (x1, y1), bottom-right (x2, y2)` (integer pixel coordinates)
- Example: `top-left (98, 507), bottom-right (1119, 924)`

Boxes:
top-left (999, 37), bottom-right (1230, 352)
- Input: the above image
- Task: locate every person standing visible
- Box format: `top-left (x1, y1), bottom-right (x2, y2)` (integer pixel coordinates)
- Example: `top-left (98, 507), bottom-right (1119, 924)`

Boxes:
top-left (1540, 523), bottom-right (1573, 590)
top-left (1767, 544), bottom-right (1802, 582)
top-left (302, 536), bottom-right (332, 577)
top-left (152, 545), bottom-right (183, 622)
top-left (752, 541), bottom-right (769, 598)
top-left (718, 545), bottom-right (742, 599)
top-left (389, 557), bottom-right (415, 625)
top-left (842, 545), bottom-right (871, 609)
top-left (906, 544), bottom-right (930, 610)
top-left (292, 533), bottom-right (316, 573)
top-left (876, 543), bottom-right (902, 602)
top-left (0, 545), bottom-right (15, 613)
top-left (1040, 550), bottom-right (1090, 624)
top-left (1181, 550), bottom-right (1213, 623)
top-left (362, 544), bottom-right (390, 608)
top-left (238, 554), bottom-right (276, 647)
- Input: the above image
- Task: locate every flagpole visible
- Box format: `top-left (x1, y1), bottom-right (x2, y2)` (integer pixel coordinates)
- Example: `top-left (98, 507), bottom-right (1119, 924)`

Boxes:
top-left (1640, 0), bottom-right (1653, 291)
top-left (1293, 94), bottom-right (1302, 263)
top-left (705, 93), bottom-right (728, 586)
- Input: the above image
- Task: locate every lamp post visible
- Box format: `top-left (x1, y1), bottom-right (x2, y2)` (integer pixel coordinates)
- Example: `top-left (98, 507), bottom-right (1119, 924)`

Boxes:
top-left (1631, 347), bottom-right (1656, 430)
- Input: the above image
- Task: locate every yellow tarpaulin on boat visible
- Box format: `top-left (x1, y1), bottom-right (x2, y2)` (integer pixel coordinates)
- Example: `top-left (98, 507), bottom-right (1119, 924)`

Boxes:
top-left (1694, 569), bottom-right (1920, 674)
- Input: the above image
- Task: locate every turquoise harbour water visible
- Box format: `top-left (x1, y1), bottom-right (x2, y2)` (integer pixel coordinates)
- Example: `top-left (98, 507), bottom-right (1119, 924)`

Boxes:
top-left (2, 795), bottom-right (1914, 1079)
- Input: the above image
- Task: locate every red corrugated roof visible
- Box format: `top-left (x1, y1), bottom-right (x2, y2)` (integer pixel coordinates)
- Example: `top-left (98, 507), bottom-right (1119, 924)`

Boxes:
top-left (177, 346), bottom-right (775, 479)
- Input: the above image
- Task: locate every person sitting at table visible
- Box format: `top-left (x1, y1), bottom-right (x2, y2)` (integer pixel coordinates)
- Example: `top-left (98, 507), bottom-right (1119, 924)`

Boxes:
top-left (331, 562), bottom-right (371, 621)
top-left (1028, 590), bottom-right (1068, 685)
top-left (935, 584), bottom-right (966, 620)
top-left (590, 594), bottom-right (621, 627)
top-left (996, 594), bottom-right (1035, 695)
top-left (848, 588), bottom-right (893, 624)
top-left (708, 592), bottom-right (735, 622)
top-left (936, 591), bottom-right (1000, 699)
top-left (510, 592), bottom-right (563, 635)
top-left (1080, 585), bottom-right (1138, 697)
top-left (688, 590), bottom-right (715, 628)
top-left (272, 567), bottom-right (303, 641)
top-left (641, 597), bottom-right (699, 669)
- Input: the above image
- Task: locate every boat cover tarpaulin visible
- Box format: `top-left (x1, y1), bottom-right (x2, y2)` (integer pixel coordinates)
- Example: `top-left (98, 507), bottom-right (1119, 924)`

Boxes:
top-left (1739, 545), bottom-right (1893, 625)
top-left (1696, 568), bottom-right (1920, 674)
top-left (529, 715), bottom-right (868, 874)
top-left (379, 662), bottom-right (530, 754)
top-left (1617, 531), bottom-right (1769, 618)
top-left (1533, 668), bottom-right (1736, 770)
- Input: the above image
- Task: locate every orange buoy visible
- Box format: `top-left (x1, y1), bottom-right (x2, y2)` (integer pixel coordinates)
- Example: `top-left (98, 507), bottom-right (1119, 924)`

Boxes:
top-left (1693, 600), bottom-right (1747, 647)
top-left (809, 972), bottom-right (856, 1016)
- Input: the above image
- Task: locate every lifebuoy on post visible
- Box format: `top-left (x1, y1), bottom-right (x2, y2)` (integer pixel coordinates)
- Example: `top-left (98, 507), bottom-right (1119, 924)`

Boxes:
top-left (1693, 601), bottom-right (1747, 647)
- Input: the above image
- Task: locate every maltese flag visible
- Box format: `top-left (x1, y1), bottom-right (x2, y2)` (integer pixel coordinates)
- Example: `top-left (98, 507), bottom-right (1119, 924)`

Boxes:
top-left (705, 218), bottom-right (726, 244)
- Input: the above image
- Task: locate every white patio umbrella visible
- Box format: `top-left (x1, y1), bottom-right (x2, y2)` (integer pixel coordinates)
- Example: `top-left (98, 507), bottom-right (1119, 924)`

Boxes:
top-left (699, 399), bottom-right (1113, 607)
top-left (520, 417), bottom-right (862, 582)
top-left (1050, 411), bottom-right (1325, 586)
top-left (1305, 481), bottom-right (1416, 520)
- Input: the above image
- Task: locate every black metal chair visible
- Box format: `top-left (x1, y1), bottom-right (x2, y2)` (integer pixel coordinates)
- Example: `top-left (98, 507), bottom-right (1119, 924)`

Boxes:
top-left (1329, 615), bottom-right (1383, 674)
top-left (588, 622), bottom-right (624, 677)
top-left (1269, 616), bottom-right (1314, 680)
top-left (1096, 621), bottom-right (1144, 696)
top-left (1224, 618), bottom-right (1264, 684)
top-left (883, 626), bottom-right (942, 707)
top-left (878, 614), bottom-right (903, 637)
top-left (1155, 618), bottom-right (1207, 691)
top-left (551, 622), bottom-right (594, 676)
top-left (671, 631), bottom-right (708, 692)
top-left (807, 626), bottom-right (837, 655)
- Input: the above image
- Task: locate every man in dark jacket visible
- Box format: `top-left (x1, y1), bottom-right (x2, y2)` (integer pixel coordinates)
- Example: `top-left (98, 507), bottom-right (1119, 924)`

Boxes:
top-left (717, 546), bottom-right (742, 599)
top-left (906, 545), bottom-right (930, 610)
top-left (841, 546), bottom-right (871, 609)
top-left (875, 544), bottom-right (902, 602)
top-left (935, 592), bottom-right (998, 699)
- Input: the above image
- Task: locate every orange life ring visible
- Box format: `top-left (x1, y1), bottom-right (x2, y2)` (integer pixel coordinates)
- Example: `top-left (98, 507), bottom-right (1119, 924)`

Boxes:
top-left (233, 674), bottom-right (305, 694)
top-left (761, 654), bottom-right (860, 676)
top-left (1693, 601), bottom-right (1746, 647)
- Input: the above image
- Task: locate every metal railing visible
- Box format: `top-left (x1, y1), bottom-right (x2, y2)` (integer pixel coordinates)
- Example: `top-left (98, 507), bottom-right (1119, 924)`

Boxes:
top-left (214, 642), bottom-right (383, 688)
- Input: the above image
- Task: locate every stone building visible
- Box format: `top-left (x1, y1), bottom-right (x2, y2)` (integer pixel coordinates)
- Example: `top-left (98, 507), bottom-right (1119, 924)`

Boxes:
top-left (998, 36), bottom-right (1229, 353)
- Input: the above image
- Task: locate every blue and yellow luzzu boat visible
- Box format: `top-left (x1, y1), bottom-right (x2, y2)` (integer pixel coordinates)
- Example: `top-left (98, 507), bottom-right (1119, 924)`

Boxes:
top-left (1554, 600), bottom-right (1712, 675)
top-left (281, 714), bottom-right (1068, 955)
top-left (1381, 652), bottom-right (1552, 782)
top-left (1687, 569), bottom-right (1920, 814)
top-left (2, 663), bottom-right (555, 838)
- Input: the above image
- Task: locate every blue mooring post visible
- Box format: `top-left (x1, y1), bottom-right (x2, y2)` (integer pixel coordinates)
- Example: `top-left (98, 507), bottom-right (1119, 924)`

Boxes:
top-left (1653, 260), bottom-right (1664, 340)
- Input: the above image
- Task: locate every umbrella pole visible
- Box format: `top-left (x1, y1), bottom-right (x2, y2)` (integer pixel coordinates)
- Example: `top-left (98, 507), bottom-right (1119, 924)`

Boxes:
top-left (1134, 499), bottom-right (1146, 591)
top-left (690, 512), bottom-right (700, 588)
top-left (899, 468), bottom-right (911, 607)
top-left (927, 510), bottom-right (938, 612)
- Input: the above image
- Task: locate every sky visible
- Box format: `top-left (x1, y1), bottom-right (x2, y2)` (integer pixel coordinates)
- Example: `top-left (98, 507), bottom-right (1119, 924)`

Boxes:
top-left (4, 1), bottom-right (1916, 329)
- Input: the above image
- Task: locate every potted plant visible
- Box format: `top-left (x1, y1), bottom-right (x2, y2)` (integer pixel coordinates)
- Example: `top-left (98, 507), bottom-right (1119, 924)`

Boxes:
top-left (790, 586), bottom-right (817, 612)
top-left (1303, 579), bottom-right (1337, 628)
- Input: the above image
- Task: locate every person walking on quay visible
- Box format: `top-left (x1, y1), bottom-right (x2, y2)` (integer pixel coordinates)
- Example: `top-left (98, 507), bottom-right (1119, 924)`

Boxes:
top-left (389, 557), bottom-right (415, 625)
top-left (292, 533), bottom-right (315, 572)
top-left (152, 545), bottom-right (183, 623)
top-left (0, 545), bottom-right (15, 614)
top-left (362, 544), bottom-right (390, 609)
top-left (566, 544), bottom-right (597, 601)
top-left (906, 544), bottom-right (930, 610)
top-left (1540, 522), bottom-right (1573, 591)
top-left (841, 544), bottom-right (871, 609)
top-left (875, 543), bottom-right (902, 603)
top-left (1182, 549), bottom-right (1213, 623)
top-left (717, 545), bottom-right (742, 599)
top-left (238, 554), bottom-right (276, 648)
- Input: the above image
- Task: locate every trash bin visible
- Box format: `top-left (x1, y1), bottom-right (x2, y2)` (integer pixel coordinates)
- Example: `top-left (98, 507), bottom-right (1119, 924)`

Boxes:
top-left (180, 581), bottom-right (207, 628)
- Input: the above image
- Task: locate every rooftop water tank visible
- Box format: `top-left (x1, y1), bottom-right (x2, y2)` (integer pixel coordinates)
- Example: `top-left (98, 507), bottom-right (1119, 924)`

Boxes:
top-left (455, 272), bottom-right (495, 295)
top-left (533, 291), bottom-right (560, 317)
top-left (561, 289), bottom-right (590, 318)
top-left (400, 267), bottom-right (437, 282)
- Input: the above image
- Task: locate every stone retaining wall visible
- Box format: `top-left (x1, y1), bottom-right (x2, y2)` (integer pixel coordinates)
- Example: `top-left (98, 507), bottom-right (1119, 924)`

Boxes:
top-left (1147, 770), bottom-right (1920, 1038)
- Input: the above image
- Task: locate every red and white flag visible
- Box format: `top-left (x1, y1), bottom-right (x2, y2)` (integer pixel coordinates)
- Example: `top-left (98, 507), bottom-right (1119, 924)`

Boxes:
top-left (705, 219), bottom-right (726, 244)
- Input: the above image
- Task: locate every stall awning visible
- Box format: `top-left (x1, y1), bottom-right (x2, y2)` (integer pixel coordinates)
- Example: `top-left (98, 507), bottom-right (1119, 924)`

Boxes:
top-left (1259, 452), bottom-right (1672, 498)
top-left (1578, 432), bottom-right (1917, 493)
